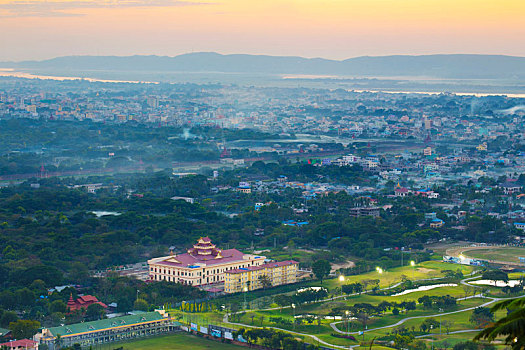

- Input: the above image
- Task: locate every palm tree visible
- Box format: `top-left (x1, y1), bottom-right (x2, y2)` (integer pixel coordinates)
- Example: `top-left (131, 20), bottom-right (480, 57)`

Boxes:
top-left (54, 334), bottom-right (63, 349)
top-left (474, 297), bottom-right (525, 349)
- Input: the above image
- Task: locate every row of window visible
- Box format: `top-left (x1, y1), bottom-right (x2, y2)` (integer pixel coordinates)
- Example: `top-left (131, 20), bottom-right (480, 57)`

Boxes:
top-left (151, 260), bottom-right (263, 279)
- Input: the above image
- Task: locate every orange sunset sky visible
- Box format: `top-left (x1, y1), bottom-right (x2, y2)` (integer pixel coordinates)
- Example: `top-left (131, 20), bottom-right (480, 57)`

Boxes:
top-left (0, 0), bottom-right (524, 61)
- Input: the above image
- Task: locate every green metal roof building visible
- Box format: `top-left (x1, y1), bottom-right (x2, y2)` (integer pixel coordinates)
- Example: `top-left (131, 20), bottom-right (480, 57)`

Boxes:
top-left (0, 327), bottom-right (10, 338)
top-left (36, 310), bottom-right (179, 350)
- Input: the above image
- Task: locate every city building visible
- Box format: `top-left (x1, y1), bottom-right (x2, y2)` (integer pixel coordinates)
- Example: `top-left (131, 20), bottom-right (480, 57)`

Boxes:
top-left (148, 237), bottom-right (266, 286)
top-left (224, 260), bottom-right (298, 293)
top-left (36, 311), bottom-right (175, 350)
top-left (349, 207), bottom-right (380, 218)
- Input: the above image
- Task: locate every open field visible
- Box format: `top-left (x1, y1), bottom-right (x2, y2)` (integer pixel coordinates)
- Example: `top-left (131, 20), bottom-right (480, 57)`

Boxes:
top-left (464, 247), bottom-right (525, 264)
top-left (446, 245), bottom-right (525, 265)
top-left (322, 260), bottom-right (476, 291)
top-left (111, 333), bottom-right (242, 350)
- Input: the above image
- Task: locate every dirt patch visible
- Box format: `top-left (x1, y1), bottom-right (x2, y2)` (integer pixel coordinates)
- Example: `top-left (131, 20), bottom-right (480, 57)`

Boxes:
top-left (331, 260), bottom-right (356, 272)
top-left (416, 268), bottom-right (435, 273)
top-left (297, 248), bottom-right (316, 253)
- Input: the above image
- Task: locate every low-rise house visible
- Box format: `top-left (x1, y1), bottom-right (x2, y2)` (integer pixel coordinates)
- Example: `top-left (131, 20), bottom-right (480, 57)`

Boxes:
top-left (395, 187), bottom-right (410, 197)
top-left (514, 222), bottom-right (525, 230)
top-left (430, 219), bottom-right (445, 228)
top-left (0, 339), bottom-right (38, 350)
top-left (170, 196), bottom-right (195, 204)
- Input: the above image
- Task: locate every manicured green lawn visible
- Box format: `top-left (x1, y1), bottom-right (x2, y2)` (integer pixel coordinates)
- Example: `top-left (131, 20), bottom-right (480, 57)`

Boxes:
top-left (113, 333), bottom-right (242, 350)
top-left (322, 261), bottom-right (475, 290)
top-left (162, 260), bottom-right (512, 350)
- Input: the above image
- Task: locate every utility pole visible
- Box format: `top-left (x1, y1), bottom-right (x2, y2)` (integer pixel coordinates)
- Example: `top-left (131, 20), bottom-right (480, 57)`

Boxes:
top-left (439, 308), bottom-right (443, 335)
top-left (431, 325), bottom-right (434, 350)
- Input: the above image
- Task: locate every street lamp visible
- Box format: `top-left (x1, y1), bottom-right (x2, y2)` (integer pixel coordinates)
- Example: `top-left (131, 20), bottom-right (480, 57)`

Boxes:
top-left (430, 325), bottom-right (434, 350)
top-left (243, 286), bottom-right (248, 309)
top-left (459, 254), bottom-right (465, 261)
top-left (345, 310), bottom-right (350, 350)
top-left (410, 260), bottom-right (415, 279)
top-left (339, 275), bottom-right (345, 297)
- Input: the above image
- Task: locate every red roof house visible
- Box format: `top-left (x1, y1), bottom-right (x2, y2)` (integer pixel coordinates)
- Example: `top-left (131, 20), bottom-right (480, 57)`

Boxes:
top-left (67, 295), bottom-right (107, 313)
top-left (0, 339), bottom-right (38, 350)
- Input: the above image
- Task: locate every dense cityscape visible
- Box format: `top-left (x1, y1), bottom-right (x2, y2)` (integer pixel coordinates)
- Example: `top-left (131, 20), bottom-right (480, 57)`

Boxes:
top-left (0, 73), bottom-right (524, 350)
top-left (1, 0), bottom-right (525, 349)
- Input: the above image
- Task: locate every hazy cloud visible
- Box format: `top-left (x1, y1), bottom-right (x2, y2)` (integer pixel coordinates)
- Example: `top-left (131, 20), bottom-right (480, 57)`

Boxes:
top-left (0, 0), bottom-right (209, 17)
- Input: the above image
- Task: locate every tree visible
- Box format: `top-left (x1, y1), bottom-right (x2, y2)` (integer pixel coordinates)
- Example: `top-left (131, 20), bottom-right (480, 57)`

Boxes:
top-left (442, 320), bottom-right (454, 334)
top-left (54, 334), bottom-right (63, 349)
top-left (312, 260), bottom-right (331, 283)
top-left (133, 298), bottom-right (149, 311)
top-left (470, 307), bottom-right (494, 327)
top-left (455, 341), bottom-right (495, 350)
top-left (9, 319), bottom-right (41, 339)
top-left (274, 295), bottom-right (292, 312)
top-left (482, 270), bottom-right (509, 286)
top-left (258, 275), bottom-right (272, 290)
top-left (474, 297), bottom-right (525, 349)
top-left (85, 303), bottom-right (105, 321)
top-left (394, 333), bottom-right (414, 349)
top-left (462, 284), bottom-right (475, 300)
top-left (357, 312), bottom-right (369, 336)
top-left (420, 318), bottom-right (439, 333)
top-left (49, 300), bottom-right (67, 314)
top-left (410, 339), bottom-right (428, 350)
top-left (0, 311), bottom-right (18, 328)
top-left (69, 262), bottom-right (90, 284)
top-left (402, 301), bottom-right (416, 314)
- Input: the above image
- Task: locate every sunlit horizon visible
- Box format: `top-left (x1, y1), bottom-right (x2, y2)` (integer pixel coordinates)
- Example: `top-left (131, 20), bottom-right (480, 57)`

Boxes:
top-left (1, 0), bottom-right (524, 61)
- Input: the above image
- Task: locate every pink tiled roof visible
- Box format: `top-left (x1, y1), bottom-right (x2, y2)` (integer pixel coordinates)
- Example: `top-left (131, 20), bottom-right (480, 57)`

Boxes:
top-left (0, 339), bottom-right (37, 348)
top-left (227, 260), bottom-right (298, 274)
top-left (158, 248), bottom-right (248, 267)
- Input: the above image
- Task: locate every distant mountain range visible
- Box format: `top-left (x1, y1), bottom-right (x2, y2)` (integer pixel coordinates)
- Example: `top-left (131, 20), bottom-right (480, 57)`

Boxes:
top-left (3, 53), bottom-right (525, 80)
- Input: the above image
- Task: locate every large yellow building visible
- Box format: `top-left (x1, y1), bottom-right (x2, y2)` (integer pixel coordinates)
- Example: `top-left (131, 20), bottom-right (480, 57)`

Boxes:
top-left (148, 237), bottom-right (266, 286)
top-left (224, 260), bottom-right (298, 293)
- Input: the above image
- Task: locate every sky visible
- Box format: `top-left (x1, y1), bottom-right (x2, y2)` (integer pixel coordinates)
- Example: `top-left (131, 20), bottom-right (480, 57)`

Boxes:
top-left (0, 0), bottom-right (524, 61)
